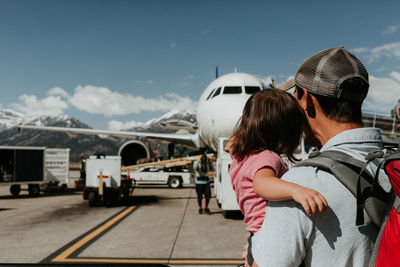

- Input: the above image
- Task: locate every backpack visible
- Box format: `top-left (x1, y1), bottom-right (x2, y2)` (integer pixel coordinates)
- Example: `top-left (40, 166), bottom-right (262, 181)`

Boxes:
top-left (295, 147), bottom-right (400, 267)
top-left (196, 155), bottom-right (210, 178)
top-left (371, 148), bottom-right (400, 267)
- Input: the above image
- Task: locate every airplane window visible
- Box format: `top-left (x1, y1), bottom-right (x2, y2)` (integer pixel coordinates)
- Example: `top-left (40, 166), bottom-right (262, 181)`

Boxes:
top-left (245, 86), bottom-right (261, 94)
top-left (206, 89), bottom-right (215, 100)
top-left (211, 87), bottom-right (221, 98)
top-left (223, 86), bottom-right (242, 94)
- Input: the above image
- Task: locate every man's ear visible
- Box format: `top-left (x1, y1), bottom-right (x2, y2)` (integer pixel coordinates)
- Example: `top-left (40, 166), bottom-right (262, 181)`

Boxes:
top-left (303, 89), bottom-right (316, 118)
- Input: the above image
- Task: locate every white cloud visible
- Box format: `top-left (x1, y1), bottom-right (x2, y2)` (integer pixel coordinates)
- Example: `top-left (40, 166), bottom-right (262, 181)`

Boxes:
top-left (383, 24), bottom-right (400, 35)
top-left (107, 120), bottom-right (144, 131)
top-left (352, 47), bottom-right (369, 54)
top-left (132, 80), bottom-right (154, 84)
top-left (47, 87), bottom-right (70, 98)
top-left (363, 73), bottom-right (400, 115)
top-left (11, 94), bottom-right (69, 116)
top-left (390, 71), bottom-right (400, 83)
top-left (258, 75), bottom-right (275, 87)
top-left (11, 84), bottom-right (197, 119)
top-left (170, 43), bottom-right (176, 48)
top-left (68, 85), bottom-right (198, 116)
top-left (353, 42), bottom-right (400, 63)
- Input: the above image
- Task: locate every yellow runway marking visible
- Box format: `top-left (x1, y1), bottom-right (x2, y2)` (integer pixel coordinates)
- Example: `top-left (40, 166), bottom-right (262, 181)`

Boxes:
top-left (169, 259), bottom-right (244, 265)
top-left (54, 258), bottom-right (243, 265)
top-left (50, 205), bottom-right (243, 265)
top-left (53, 258), bottom-right (169, 264)
top-left (52, 206), bottom-right (136, 263)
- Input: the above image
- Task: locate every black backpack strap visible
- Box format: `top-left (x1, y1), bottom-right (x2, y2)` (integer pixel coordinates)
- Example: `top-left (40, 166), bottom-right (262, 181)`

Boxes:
top-left (295, 150), bottom-right (389, 227)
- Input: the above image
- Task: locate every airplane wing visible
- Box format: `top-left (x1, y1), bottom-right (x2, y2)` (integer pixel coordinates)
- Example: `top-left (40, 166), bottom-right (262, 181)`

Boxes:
top-left (18, 125), bottom-right (204, 148)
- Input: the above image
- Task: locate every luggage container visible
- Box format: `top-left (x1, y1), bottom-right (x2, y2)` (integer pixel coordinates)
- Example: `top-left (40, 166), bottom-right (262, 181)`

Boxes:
top-left (0, 146), bottom-right (70, 196)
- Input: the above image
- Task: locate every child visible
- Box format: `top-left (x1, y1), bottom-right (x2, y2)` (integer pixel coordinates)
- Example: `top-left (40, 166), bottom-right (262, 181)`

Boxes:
top-left (228, 89), bottom-right (328, 266)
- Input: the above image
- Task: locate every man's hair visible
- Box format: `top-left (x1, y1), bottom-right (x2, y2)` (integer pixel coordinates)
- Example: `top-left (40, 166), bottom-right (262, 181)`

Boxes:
top-left (295, 77), bottom-right (364, 124)
top-left (231, 89), bottom-right (305, 162)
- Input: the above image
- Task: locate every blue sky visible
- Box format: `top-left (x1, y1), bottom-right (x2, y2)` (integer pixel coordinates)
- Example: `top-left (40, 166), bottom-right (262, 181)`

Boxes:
top-left (1, 0), bottom-right (400, 129)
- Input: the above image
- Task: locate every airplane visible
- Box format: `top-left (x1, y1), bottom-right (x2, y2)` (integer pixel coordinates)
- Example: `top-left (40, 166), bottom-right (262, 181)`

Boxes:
top-left (18, 72), bottom-right (268, 166)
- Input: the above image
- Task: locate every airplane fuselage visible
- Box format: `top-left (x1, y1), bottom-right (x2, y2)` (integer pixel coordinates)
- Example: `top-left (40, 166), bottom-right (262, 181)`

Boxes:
top-left (196, 72), bottom-right (266, 151)
top-left (18, 72), bottom-right (267, 164)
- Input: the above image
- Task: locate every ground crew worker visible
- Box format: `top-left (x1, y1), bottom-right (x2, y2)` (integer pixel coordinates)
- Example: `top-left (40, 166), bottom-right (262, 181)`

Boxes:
top-left (193, 151), bottom-right (213, 214)
top-left (80, 156), bottom-right (86, 181)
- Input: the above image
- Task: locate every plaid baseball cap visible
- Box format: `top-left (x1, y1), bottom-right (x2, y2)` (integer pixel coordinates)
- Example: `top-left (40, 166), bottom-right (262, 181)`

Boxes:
top-left (280, 46), bottom-right (369, 102)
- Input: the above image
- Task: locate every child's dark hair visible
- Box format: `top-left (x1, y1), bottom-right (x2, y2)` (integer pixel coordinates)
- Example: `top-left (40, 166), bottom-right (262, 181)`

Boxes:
top-left (231, 89), bottom-right (305, 162)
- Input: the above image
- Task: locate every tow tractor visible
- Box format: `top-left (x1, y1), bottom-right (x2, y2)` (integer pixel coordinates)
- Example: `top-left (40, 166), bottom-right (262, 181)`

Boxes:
top-left (83, 155), bottom-right (134, 206)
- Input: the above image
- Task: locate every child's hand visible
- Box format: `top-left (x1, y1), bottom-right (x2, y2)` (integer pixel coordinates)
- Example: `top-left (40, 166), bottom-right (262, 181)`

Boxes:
top-left (291, 186), bottom-right (328, 216)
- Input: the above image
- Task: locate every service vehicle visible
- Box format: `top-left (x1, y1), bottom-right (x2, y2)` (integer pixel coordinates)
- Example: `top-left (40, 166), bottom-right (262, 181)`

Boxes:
top-left (0, 146), bottom-right (70, 197)
top-left (128, 166), bottom-right (192, 188)
top-left (83, 155), bottom-right (134, 206)
top-left (213, 138), bottom-right (239, 217)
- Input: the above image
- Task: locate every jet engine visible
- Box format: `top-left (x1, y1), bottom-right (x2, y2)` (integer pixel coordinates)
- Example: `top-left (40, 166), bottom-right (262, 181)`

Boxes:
top-left (118, 140), bottom-right (150, 166)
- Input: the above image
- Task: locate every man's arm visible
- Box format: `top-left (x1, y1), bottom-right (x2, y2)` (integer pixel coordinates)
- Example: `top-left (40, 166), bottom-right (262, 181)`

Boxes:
top-left (251, 200), bottom-right (314, 267)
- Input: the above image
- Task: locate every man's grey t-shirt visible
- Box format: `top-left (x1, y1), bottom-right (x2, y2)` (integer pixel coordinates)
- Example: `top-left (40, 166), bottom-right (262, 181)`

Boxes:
top-left (252, 128), bottom-right (390, 267)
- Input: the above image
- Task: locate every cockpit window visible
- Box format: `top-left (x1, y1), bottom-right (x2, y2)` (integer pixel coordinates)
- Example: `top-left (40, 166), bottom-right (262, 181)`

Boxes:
top-left (223, 86), bottom-right (242, 94)
top-left (211, 87), bottom-right (221, 98)
top-left (245, 86), bottom-right (261, 94)
top-left (206, 89), bottom-right (215, 100)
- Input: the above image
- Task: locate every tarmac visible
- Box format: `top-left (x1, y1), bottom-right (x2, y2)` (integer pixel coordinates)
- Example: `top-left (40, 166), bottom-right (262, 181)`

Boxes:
top-left (0, 180), bottom-right (246, 267)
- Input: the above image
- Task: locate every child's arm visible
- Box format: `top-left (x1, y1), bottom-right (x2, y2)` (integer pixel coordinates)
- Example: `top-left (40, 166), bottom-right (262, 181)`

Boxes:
top-left (253, 167), bottom-right (328, 216)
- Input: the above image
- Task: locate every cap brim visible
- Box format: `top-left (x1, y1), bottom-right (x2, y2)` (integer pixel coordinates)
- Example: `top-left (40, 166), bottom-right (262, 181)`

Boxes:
top-left (278, 79), bottom-right (295, 91)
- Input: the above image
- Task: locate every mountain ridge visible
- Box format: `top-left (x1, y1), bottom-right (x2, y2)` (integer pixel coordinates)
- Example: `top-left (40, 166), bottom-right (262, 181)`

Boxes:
top-left (0, 109), bottom-right (197, 161)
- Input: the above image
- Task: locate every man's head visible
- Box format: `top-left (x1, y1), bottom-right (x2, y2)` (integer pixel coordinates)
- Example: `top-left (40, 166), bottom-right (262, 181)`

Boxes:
top-left (281, 47), bottom-right (368, 122)
top-left (280, 47), bottom-right (369, 146)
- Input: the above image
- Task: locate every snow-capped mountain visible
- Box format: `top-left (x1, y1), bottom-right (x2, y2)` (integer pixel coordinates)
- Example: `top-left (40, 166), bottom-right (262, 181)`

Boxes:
top-left (0, 109), bottom-right (85, 131)
top-left (129, 109), bottom-right (196, 133)
top-left (0, 109), bottom-right (197, 161)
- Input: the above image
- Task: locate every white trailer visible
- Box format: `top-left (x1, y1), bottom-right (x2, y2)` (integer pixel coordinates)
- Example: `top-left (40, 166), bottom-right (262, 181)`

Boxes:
top-left (214, 137), bottom-right (240, 217)
top-left (0, 146), bottom-right (70, 197)
top-left (44, 148), bottom-right (70, 192)
top-left (83, 155), bottom-right (134, 206)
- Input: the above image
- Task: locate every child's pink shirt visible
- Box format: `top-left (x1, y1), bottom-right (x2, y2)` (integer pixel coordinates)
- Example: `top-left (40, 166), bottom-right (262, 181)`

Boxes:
top-left (229, 150), bottom-right (288, 233)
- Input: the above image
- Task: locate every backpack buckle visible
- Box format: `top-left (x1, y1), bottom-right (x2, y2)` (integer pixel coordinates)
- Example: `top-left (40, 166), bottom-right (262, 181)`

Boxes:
top-left (365, 150), bottom-right (385, 161)
top-left (308, 150), bottom-right (321, 159)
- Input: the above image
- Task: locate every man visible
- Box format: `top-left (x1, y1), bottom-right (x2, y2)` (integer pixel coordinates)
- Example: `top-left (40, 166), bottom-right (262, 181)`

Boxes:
top-left (193, 151), bottom-right (213, 214)
top-left (251, 47), bottom-right (391, 266)
top-left (391, 98), bottom-right (400, 131)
